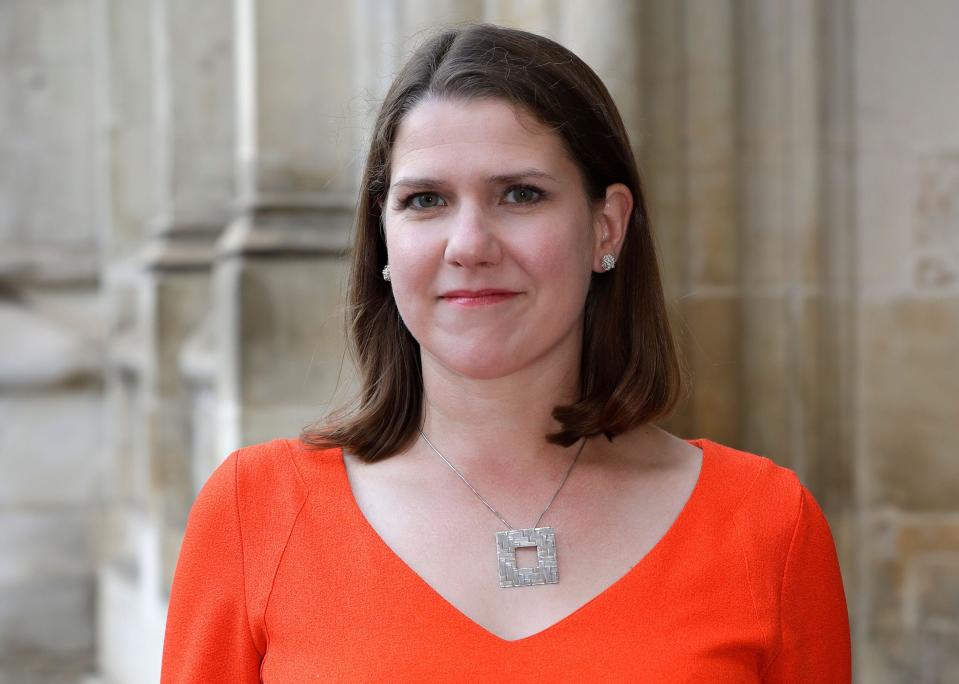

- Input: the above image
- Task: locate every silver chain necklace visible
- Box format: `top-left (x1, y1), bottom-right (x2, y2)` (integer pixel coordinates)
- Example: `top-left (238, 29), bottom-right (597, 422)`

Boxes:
top-left (418, 429), bottom-right (586, 588)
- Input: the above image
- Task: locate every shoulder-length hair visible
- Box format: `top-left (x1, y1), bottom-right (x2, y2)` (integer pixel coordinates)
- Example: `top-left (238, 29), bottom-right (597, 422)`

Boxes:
top-left (303, 23), bottom-right (686, 461)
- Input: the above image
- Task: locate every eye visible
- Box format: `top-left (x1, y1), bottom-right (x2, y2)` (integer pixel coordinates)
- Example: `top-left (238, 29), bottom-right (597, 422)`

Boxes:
top-left (402, 192), bottom-right (446, 210)
top-left (503, 185), bottom-right (544, 204)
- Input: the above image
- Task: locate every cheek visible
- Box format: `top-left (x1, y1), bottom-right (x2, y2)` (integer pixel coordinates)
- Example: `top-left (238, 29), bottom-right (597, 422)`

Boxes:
top-left (385, 224), bottom-right (433, 276)
top-left (516, 222), bottom-right (594, 288)
top-left (384, 233), bottom-right (439, 322)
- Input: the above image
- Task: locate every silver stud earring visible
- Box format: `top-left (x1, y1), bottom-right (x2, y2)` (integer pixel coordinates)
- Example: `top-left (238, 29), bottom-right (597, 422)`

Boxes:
top-left (382, 264), bottom-right (391, 282)
top-left (601, 254), bottom-right (616, 272)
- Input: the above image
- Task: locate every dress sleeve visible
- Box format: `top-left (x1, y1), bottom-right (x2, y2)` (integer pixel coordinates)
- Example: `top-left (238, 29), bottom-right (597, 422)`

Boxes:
top-left (161, 451), bottom-right (263, 683)
top-left (762, 485), bottom-right (851, 683)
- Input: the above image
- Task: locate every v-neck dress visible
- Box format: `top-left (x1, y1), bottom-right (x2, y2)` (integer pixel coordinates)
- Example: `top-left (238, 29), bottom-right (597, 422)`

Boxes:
top-left (161, 437), bottom-right (851, 683)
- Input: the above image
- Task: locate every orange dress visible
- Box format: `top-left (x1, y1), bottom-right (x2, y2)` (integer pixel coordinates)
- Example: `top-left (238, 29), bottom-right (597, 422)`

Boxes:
top-left (161, 438), bottom-right (851, 682)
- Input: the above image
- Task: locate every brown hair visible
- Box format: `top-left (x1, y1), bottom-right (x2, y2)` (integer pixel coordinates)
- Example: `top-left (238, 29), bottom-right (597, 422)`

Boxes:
top-left (302, 23), bottom-right (685, 460)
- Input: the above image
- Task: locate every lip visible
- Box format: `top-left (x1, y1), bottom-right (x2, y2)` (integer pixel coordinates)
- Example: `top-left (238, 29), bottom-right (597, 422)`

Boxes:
top-left (439, 289), bottom-right (521, 307)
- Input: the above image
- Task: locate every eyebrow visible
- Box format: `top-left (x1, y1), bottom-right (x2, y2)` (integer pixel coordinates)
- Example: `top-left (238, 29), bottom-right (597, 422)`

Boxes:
top-left (389, 168), bottom-right (559, 192)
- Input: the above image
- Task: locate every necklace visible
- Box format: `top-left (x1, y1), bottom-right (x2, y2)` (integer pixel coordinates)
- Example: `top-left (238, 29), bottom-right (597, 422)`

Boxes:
top-left (418, 429), bottom-right (586, 588)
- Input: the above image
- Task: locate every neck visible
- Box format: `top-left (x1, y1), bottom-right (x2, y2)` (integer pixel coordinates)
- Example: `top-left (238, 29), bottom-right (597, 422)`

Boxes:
top-left (416, 349), bottom-right (583, 478)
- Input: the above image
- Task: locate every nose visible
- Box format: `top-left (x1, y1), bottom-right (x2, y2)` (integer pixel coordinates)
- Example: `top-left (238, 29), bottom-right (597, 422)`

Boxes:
top-left (443, 204), bottom-right (502, 268)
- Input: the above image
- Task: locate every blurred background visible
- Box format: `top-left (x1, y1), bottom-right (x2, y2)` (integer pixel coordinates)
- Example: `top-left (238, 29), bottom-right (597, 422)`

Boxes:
top-left (1, 0), bottom-right (957, 682)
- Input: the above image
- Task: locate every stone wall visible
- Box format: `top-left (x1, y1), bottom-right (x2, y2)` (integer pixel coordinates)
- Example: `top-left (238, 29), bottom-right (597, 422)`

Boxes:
top-left (1, 1), bottom-right (956, 682)
top-left (852, 2), bottom-right (959, 680)
top-left (0, 0), bottom-right (103, 682)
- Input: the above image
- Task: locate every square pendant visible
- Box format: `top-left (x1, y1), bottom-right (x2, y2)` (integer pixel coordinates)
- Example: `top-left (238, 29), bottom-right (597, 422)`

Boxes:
top-left (496, 526), bottom-right (558, 588)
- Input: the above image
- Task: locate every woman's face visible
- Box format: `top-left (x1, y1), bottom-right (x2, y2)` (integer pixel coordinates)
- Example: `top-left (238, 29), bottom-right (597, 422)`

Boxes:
top-left (382, 97), bottom-right (603, 382)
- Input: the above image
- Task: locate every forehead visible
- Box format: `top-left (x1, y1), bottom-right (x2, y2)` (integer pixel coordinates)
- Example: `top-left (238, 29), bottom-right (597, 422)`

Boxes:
top-left (390, 97), bottom-right (576, 177)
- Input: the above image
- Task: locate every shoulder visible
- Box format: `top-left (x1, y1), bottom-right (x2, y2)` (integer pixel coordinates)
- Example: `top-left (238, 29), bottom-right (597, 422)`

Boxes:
top-left (696, 438), bottom-right (804, 505)
top-left (187, 439), bottom-right (344, 632)
top-left (227, 437), bottom-right (342, 500)
top-left (693, 440), bottom-right (848, 671)
top-left (694, 438), bottom-right (816, 548)
top-left (696, 438), bottom-right (837, 576)
top-left (192, 438), bottom-right (343, 546)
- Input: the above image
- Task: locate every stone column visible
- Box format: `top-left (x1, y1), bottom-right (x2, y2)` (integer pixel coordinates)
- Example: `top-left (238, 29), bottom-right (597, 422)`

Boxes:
top-left (143, 0), bottom-right (235, 576)
top-left (212, 0), bottom-right (356, 459)
top-left (633, 1), bottom-right (740, 444)
top-left (631, 0), bottom-right (853, 573)
top-left (96, 2), bottom-right (159, 677)
top-left (736, 0), bottom-right (834, 483)
top-left (560, 0), bottom-right (643, 159)
top-left (736, 0), bottom-right (860, 671)
top-left (819, 0), bottom-right (857, 560)
top-left (97, 0), bottom-right (235, 682)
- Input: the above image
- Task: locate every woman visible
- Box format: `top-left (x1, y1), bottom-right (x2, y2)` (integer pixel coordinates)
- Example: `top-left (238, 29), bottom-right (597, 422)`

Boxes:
top-left (161, 24), bottom-right (851, 682)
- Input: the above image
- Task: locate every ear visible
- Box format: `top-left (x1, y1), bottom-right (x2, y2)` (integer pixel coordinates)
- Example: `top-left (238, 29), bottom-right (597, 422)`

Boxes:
top-left (591, 183), bottom-right (632, 272)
